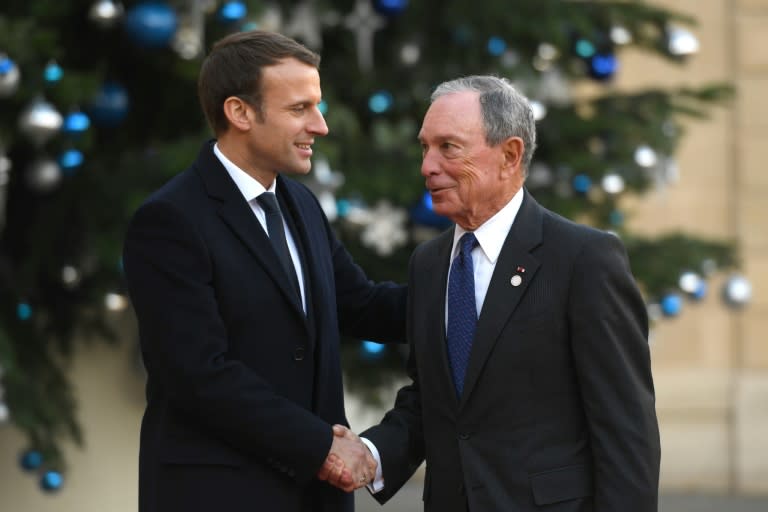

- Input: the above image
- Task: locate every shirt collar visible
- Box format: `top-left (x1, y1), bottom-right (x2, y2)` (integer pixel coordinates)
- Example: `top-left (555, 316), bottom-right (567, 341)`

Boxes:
top-left (213, 142), bottom-right (276, 201)
top-left (452, 187), bottom-right (525, 264)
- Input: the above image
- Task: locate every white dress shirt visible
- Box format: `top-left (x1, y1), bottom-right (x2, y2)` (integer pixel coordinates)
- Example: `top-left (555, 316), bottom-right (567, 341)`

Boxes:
top-left (364, 187), bottom-right (525, 493)
top-left (213, 144), bottom-right (306, 312)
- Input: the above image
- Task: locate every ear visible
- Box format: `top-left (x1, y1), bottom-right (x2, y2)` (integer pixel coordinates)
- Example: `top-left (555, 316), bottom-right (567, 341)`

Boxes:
top-left (501, 136), bottom-right (525, 170)
top-left (222, 96), bottom-right (253, 132)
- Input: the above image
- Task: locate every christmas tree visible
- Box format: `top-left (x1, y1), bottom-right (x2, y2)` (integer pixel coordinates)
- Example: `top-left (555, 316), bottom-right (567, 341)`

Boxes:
top-left (0, 0), bottom-right (746, 489)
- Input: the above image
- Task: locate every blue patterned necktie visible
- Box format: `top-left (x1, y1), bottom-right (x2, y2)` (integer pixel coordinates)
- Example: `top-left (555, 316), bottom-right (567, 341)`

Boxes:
top-left (447, 232), bottom-right (479, 397)
top-left (256, 192), bottom-right (301, 301)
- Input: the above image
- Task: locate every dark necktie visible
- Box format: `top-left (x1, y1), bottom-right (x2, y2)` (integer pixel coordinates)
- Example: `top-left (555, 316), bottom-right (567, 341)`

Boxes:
top-left (446, 232), bottom-right (479, 397)
top-left (256, 192), bottom-right (301, 301)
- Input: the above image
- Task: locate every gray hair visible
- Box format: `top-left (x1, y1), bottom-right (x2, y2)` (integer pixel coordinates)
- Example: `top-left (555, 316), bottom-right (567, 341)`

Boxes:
top-left (431, 76), bottom-right (537, 175)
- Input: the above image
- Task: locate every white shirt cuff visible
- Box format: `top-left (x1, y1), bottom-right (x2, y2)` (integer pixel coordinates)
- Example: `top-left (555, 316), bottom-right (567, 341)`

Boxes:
top-left (360, 437), bottom-right (384, 493)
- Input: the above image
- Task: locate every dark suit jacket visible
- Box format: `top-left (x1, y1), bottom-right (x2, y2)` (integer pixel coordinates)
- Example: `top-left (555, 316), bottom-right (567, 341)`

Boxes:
top-left (363, 190), bottom-right (660, 512)
top-left (123, 141), bottom-right (406, 512)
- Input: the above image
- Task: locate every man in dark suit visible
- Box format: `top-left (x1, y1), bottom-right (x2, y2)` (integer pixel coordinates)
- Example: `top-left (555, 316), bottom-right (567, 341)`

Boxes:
top-left (330, 76), bottom-right (660, 511)
top-left (123, 31), bottom-right (405, 512)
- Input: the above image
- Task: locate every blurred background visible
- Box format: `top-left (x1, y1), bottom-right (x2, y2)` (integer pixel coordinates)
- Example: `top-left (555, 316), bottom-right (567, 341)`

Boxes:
top-left (0, 0), bottom-right (766, 509)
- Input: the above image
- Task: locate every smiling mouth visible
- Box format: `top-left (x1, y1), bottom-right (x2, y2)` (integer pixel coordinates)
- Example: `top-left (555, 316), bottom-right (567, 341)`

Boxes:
top-left (296, 143), bottom-right (311, 150)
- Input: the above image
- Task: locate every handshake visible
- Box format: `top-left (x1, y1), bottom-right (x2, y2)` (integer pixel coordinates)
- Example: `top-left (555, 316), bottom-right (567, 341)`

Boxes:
top-left (316, 424), bottom-right (377, 492)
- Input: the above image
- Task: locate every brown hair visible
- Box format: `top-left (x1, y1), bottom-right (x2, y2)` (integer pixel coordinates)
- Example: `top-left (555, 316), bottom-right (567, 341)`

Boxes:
top-left (198, 30), bottom-right (321, 135)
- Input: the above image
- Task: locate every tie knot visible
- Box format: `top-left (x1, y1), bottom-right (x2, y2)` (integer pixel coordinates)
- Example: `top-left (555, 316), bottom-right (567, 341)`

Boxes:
top-left (459, 232), bottom-right (478, 256)
top-left (256, 192), bottom-right (280, 213)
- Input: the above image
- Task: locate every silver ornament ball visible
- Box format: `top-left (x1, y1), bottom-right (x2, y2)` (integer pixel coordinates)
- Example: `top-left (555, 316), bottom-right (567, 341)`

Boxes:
top-left (18, 98), bottom-right (63, 146)
top-left (89, 0), bottom-right (125, 28)
top-left (723, 274), bottom-right (752, 308)
top-left (0, 56), bottom-right (21, 97)
top-left (25, 158), bottom-right (63, 193)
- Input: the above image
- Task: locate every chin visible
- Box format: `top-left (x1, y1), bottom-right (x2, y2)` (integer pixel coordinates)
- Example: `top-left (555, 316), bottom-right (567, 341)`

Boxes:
top-left (284, 165), bottom-right (312, 176)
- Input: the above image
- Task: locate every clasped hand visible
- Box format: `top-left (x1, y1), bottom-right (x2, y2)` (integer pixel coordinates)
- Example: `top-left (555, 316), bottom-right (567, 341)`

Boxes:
top-left (316, 424), bottom-right (376, 492)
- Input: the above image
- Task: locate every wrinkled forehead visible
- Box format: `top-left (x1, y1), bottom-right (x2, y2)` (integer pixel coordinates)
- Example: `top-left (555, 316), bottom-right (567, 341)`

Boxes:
top-left (419, 91), bottom-right (484, 141)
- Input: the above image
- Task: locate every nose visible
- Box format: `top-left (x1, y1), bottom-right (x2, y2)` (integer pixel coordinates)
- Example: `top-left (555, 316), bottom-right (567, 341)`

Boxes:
top-left (309, 107), bottom-right (329, 136)
top-left (421, 147), bottom-right (440, 177)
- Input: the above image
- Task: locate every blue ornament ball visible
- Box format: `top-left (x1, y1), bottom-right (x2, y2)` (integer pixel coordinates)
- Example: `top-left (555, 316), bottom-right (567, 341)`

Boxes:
top-left (89, 82), bottom-right (129, 127)
top-left (59, 149), bottom-right (84, 175)
top-left (40, 470), bottom-right (64, 492)
top-left (62, 112), bottom-right (91, 135)
top-left (373, 0), bottom-right (409, 16)
top-left (410, 191), bottom-right (453, 229)
top-left (487, 37), bottom-right (507, 57)
top-left (20, 450), bottom-right (43, 471)
top-left (691, 280), bottom-right (707, 301)
top-left (660, 293), bottom-right (683, 317)
top-left (360, 340), bottom-right (386, 361)
top-left (572, 174), bottom-right (592, 194)
top-left (219, 1), bottom-right (247, 23)
top-left (589, 53), bottom-right (618, 81)
top-left (124, 2), bottom-right (178, 48)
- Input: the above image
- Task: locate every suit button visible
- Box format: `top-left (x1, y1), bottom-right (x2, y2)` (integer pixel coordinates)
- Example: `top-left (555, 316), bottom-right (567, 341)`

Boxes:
top-left (293, 347), bottom-right (305, 361)
top-left (458, 432), bottom-right (470, 440)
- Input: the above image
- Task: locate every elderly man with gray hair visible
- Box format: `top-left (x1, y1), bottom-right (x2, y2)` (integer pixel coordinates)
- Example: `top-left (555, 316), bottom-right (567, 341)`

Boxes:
top-left (322, 75), bottom-right (660, 512)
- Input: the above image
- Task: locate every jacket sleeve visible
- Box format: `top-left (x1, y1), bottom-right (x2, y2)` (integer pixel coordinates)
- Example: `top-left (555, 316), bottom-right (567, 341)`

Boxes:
top-left (360, 247), bottom-right (427, 504)
top-left (568, 231), bottom-right (661, 510)
top-left (123, 199), bottom-right (332, 484)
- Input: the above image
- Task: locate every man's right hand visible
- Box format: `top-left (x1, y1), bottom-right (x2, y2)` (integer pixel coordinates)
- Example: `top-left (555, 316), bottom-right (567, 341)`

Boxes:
top-left (316, 425), bottom-right (377, 492)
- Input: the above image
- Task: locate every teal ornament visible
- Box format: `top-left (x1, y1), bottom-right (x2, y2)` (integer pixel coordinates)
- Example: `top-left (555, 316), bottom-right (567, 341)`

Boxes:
top-left (44, 61), bottom-right (63, 83)
top-left (368, 91), bottom-right (393, 114)
top-left (17, 302), bottom-right (32, 320)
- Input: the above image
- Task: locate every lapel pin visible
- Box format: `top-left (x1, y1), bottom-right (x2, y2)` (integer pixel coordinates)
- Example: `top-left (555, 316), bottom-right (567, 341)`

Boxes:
top-left (510, 274), bottom-right (522, 287)
top-left (516, 266), bottom-right (526, 273)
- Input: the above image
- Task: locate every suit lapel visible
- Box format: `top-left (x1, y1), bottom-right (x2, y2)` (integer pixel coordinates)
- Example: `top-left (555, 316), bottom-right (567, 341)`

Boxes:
top-left (195, 142), bottom-right (306, 322)
top-left (276, 177), bottom-right (317, 345)
top-left (460, 189), bottom-right (543, 408)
